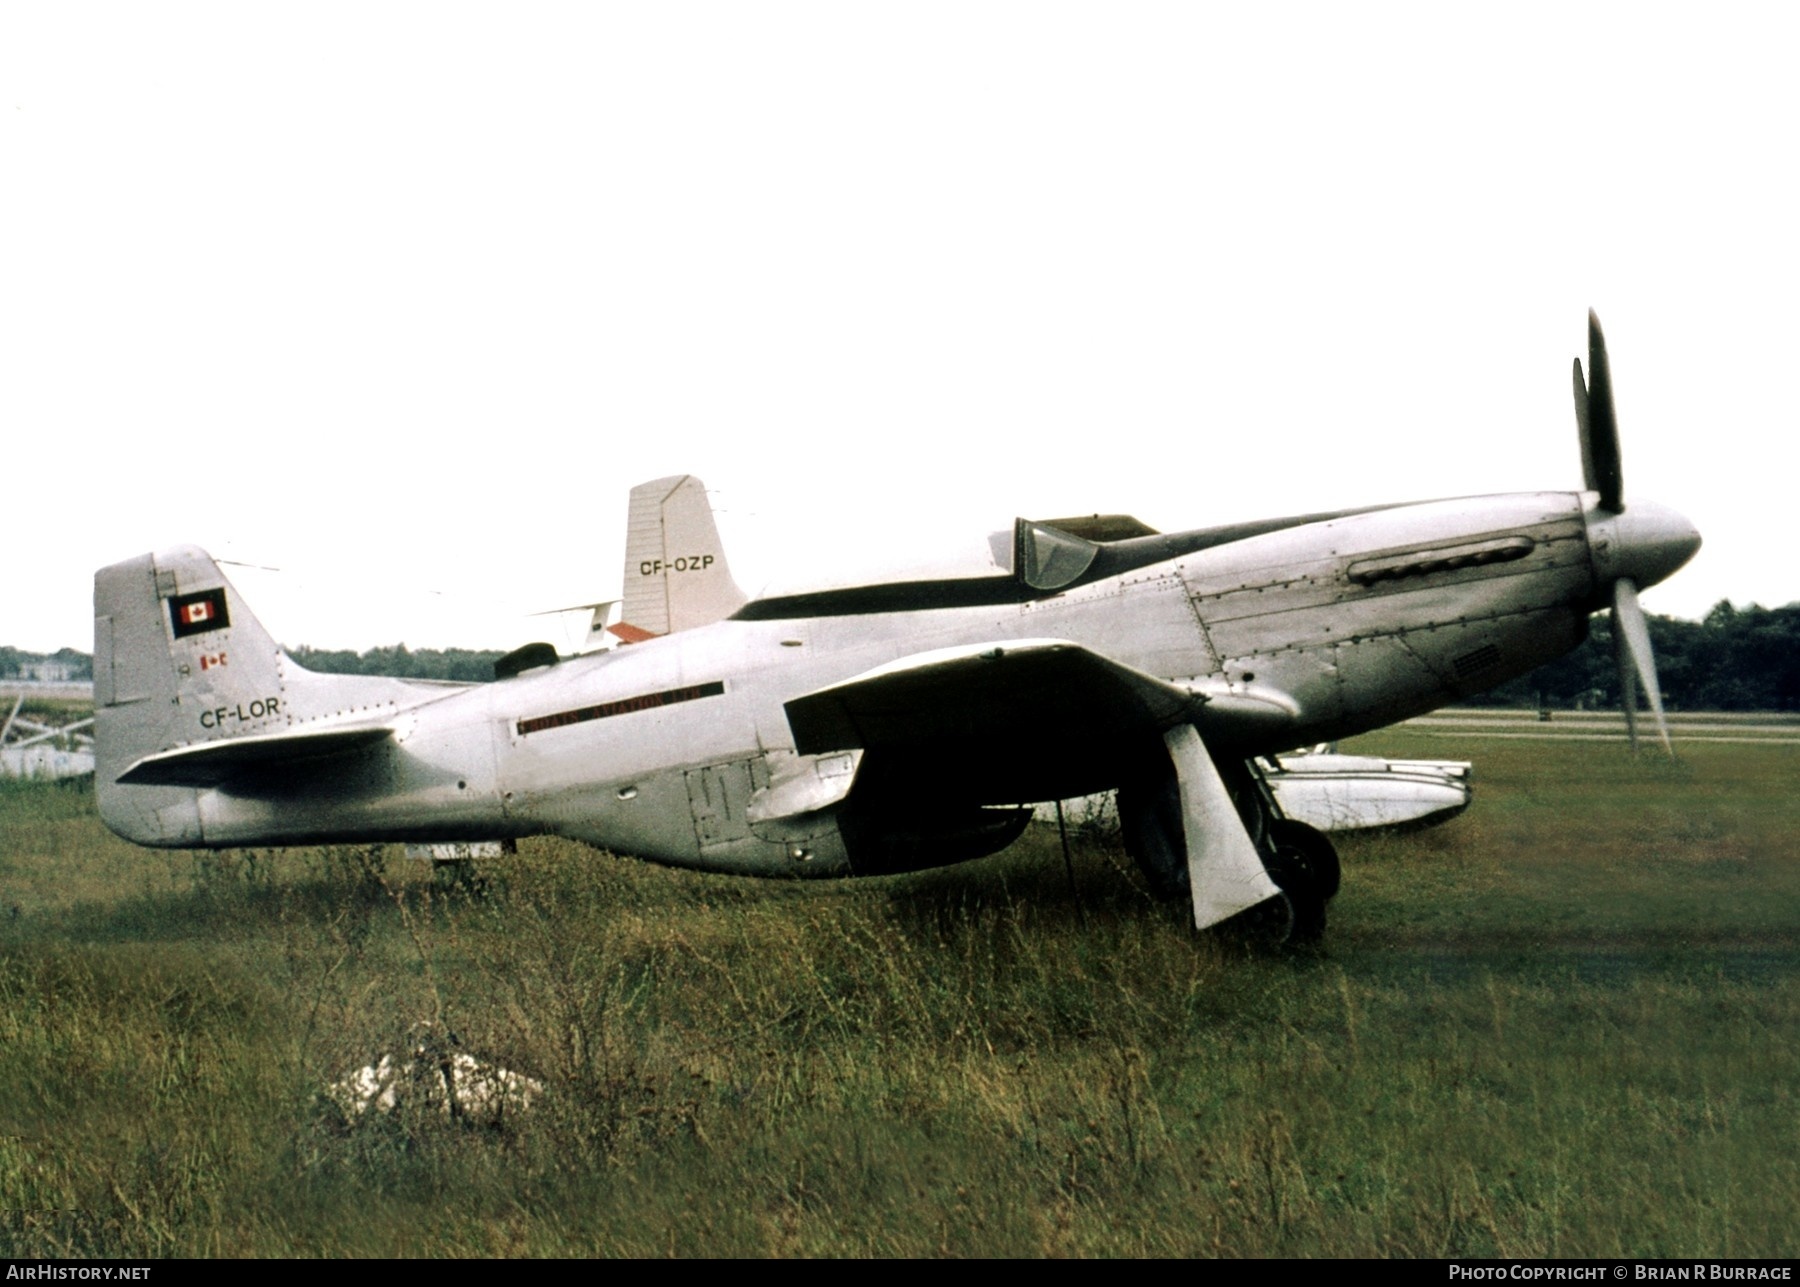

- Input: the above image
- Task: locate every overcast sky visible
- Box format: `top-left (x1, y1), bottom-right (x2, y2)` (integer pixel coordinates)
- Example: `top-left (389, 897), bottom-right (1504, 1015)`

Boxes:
top-left (4, 4), bottom-right (1794, 655)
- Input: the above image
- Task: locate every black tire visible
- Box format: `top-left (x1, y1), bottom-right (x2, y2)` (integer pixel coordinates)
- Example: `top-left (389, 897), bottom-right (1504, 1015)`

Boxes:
top-left (1118, 768), bottom-right (1188, 900)
top-left (1268, 818), bottom-right (1341, 902)
top-left (1269, 849), bottom-right (1327, 943)
top-left (1118, 755), bottom-right (1332, 946)
top-left (1230, 850), bottom-right (1325, 947)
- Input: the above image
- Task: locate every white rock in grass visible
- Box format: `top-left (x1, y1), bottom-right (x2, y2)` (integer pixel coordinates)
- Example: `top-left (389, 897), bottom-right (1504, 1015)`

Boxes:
top-left (330, 1027), bottom-right (541, 1121)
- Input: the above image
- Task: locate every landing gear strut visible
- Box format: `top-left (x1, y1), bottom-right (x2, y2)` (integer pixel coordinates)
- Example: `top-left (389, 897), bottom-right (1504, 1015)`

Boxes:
top-left (1117, 751), bottom-right (1337, 945)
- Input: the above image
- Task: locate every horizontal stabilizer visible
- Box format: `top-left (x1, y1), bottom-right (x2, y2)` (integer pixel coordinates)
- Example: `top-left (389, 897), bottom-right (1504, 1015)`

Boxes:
top-left (118, 725), bottom-right (393, 788)
top-left (531, 599), bottom-right (618, 620)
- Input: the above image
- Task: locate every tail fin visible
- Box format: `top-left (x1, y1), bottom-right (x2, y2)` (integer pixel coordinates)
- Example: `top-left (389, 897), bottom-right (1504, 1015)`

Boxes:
top-left (615, 475), bottom-right (747, 639)
top-left (93, 546), bottom-right (446, 845)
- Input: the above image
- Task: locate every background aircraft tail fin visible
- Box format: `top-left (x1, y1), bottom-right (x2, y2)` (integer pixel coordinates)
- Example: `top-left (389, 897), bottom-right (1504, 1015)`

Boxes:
top-left (616, 475), bottom-right (747, 638)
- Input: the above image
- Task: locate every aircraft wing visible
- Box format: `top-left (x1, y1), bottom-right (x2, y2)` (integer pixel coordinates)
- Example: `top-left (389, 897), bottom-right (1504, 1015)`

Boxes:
top-left (116, 725), bottom-right (394, 788)
top-left (784, 638), bottom-right (1200, 803)
top-left (784, 638), bottom-right (1288, 929)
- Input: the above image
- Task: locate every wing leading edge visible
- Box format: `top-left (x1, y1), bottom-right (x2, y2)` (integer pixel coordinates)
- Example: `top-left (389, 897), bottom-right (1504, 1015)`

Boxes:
top-left (781, 637), bottom-right (1303, 781)
top-left (785, 639), bottom-right (1195, 803)
top-left (784, 638), bottom-right (1287, 929)
top-left (784, 638), bottom-right (1298, 801)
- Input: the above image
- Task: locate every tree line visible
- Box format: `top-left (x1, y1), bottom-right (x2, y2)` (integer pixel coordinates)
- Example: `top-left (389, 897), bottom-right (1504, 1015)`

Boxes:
top-left (293, 602), bottom-right (1800, 711)
top-left (10, 597), bottom-right (1798, 709)
top-left (1476, 601), bottom-right (1800, 711)
top-left (286, 644), bottom-right (508, 684)
top-left (0, 647), bottom-right (93, 681)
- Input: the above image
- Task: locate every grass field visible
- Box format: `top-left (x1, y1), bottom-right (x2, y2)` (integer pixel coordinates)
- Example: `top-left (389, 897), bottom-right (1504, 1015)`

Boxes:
top-left (1, 731), bottom-right (1796, 1257)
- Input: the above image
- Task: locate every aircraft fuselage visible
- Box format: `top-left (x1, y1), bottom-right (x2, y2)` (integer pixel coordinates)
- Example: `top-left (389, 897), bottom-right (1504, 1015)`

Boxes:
top-left (102, 488), bottom-right (1682, 881)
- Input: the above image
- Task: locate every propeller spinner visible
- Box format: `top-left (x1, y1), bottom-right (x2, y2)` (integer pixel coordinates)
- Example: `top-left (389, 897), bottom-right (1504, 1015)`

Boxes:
top-left (1574, 312), bottom-right (1701, 752)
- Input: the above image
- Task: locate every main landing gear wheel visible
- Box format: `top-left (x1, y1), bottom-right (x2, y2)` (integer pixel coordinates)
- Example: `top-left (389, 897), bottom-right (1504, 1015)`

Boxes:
top-left (1118, 771), bottom-right (1188, 901)
top-left (1118, 758), bottom-right (1334, 947)
top-left (1268, 818), bottom-right (1340, 903)
top-left (1223, 849), bottom-right (1327, 948)
top-left (1268, 850), bottom-right (1326, 944)
top-left (1231, 824), bottom-right (1330, 947)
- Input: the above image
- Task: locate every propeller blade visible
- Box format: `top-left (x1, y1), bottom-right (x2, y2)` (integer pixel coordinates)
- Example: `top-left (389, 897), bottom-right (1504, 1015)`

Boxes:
top-left (1582, 310), bottom-right (1625, 512)
top-left (1614, 614), bottom-right (1640, 750)
top-left (1573, 358), bottom-right (1594, 484)
top-left (1612, 577), bottom-right (1673, 754)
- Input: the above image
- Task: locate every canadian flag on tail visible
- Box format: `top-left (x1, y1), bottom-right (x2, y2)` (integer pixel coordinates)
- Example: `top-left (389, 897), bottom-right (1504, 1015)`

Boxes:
top-left (169, 588), bottom-right (231, 639)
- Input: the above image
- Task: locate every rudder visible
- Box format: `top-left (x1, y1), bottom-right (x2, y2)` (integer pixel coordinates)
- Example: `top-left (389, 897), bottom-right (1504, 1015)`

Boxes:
top-left (617, 475), bottom-right (747, 639)
top-left (96, 547), bottom-right (295, 843)
top-left (92, 546), bottom-right (437, 845)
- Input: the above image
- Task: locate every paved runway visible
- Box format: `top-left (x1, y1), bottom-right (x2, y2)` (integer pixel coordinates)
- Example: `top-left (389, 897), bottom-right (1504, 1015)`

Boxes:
top-left (1398, 708), bottom-right (1800, 744)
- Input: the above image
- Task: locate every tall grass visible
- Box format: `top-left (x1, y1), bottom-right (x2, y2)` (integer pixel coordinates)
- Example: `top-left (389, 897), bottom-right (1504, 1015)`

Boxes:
top-left (0, 736), bottom-right (1795, 1256)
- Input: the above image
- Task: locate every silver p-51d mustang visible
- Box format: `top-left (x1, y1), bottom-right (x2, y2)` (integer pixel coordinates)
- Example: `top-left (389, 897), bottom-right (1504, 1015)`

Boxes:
top-left (94, 315), bottom-right (1699, 942)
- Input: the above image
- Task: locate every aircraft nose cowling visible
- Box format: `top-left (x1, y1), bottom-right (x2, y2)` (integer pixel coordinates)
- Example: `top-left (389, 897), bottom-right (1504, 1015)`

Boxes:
top-left (1584, 499), bottom-right (1702, 592)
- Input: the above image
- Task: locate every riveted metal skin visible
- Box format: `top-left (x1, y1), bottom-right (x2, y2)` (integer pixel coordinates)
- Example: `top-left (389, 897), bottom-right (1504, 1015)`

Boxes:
top-left (95, 482), bottom-right (1696, 877)
top-left (94, 317), bottom-right (1704, 938)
